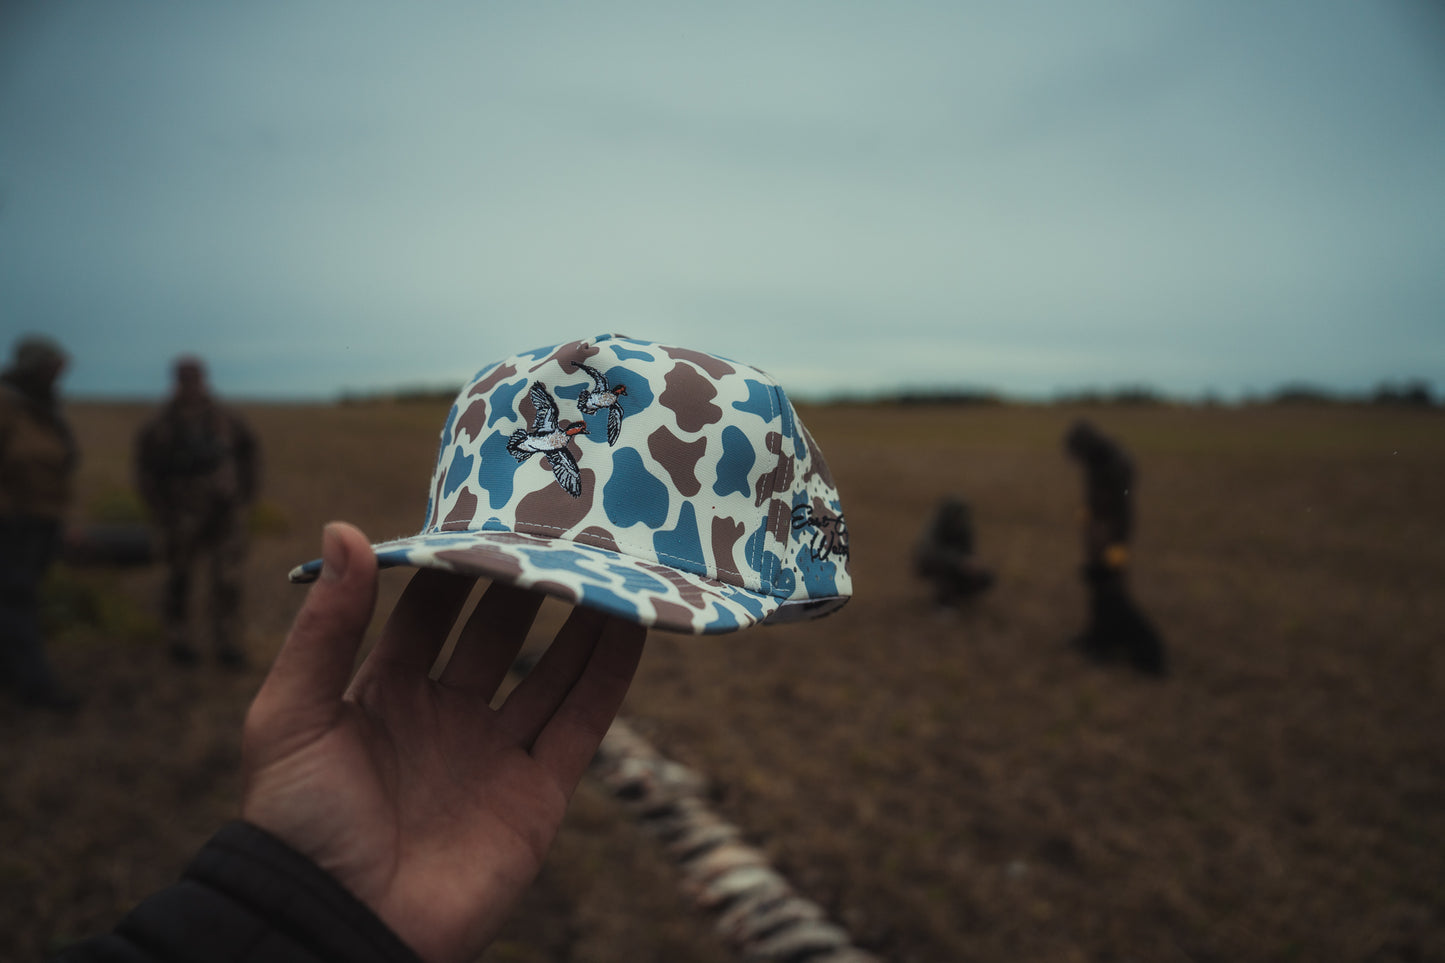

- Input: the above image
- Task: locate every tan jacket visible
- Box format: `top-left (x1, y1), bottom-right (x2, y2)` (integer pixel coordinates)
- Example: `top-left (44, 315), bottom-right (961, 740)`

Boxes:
top-left (0, 382), bottom-right (77, 519)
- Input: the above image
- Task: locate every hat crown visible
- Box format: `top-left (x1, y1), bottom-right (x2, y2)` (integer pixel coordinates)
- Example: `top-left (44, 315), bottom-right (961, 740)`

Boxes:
top-left (420, 335), bottom-right (849, 623)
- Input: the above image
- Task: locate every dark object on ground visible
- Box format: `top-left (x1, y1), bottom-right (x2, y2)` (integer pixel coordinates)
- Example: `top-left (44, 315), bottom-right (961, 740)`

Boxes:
top-left (61, 523), bottom-right (156, 567)
top-left (1074, 563), bottom-right (1168, 677)
top-left (913, 497), bottom-right (996, 606)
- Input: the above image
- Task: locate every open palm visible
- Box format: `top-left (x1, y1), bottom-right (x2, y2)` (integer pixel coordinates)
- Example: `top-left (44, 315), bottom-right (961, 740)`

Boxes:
top-left (241, 523), bottom-right (645, 963)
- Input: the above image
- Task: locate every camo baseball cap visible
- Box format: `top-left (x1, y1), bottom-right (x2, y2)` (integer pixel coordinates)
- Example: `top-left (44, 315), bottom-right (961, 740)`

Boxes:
top-left (289, 334), bottom-right (851, 634)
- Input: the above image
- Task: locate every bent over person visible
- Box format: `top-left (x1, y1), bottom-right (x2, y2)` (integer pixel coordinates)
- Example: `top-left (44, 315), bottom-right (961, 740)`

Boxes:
top-left (1064, 419), bottom-right (1167, 676)
top-left (135, 357), bottom-right (259, 668)
top-left (913, 495), bottom-right (995, 607)
top-left (0, 335), bottom-right (80, 710)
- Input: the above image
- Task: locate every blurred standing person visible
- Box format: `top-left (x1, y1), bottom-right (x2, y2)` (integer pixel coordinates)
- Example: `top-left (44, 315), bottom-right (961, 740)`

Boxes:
top-left (1064, 419), bottom-right (1167, 676)
top-left (136, 357), bottom-right (259, 668)
top-left (0, 335), bottom-right (80, 710)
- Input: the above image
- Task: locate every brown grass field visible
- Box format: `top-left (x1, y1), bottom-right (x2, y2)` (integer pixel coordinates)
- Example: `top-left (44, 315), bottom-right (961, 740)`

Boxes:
top-left (3, 399), bottom-right (1442, 962)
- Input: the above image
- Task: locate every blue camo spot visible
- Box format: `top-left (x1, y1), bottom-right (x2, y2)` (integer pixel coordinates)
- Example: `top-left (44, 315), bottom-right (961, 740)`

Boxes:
top-left (716, 585), bottom-right (769, 618)
top-left (441, 402), bottom-right (460, 444)
top-left (553, 377), bottom-right (586, 407)
top-left (376, 548), bottom-right (415, 568)
top-left (602, 363), bottom-right (654, 413)
top-left (770, 560), bottom-right (796, 598)
top-left (797, 553), bottom-right (840, 600)
top-left (518, 343), bottom-right (560, 362)
top-left (789, 489), bottom-right (841, 599)
top-left (603, 448), bottom-right (669, 528)
top-left (779, 396), bottom-right (801, 454)
top-left (575, 584), bottom-right (645, 623)
top-left (653, 502), bottom-right (705, 576)
top-left (610, 344), bottom-right (654, 362)
top-left (744, 522), bottom-right (775, 577)
top-left (713, 425), bottom-right (754, 498)
top-left (442, 447), bottom-right (474, 498)
top-left (516, 545), bottom-right (598, 576)
top-left (731, 379), bottom-right (777, 424)
top-left (702, 603), bottom-right (742, 632)
top-left (481, 516), bottom-right (509, 532)
top-left (608, 566), bottom-right (669, 595)
top-left (476, 431), bottom-right (522, 509)
top-left (741, 521), bottom-right (796, 597)
top-left (487, 378), bottom-right (530, 428)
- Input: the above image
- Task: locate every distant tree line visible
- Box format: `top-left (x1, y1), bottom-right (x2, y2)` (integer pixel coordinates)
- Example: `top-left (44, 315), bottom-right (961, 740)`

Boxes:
top-left (339, 385), bottom-right (462, 406)
top-left (846, 379), bottom-right (1438, 408)
top-left (1239, 379), bottom-right (1436, 408)
top-left (335, 379), bottom-right (1438, 409)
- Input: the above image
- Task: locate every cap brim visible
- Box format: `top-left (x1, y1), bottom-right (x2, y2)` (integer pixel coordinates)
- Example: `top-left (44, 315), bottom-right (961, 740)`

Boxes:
top-left (288, 530), bottom-right (781, 635)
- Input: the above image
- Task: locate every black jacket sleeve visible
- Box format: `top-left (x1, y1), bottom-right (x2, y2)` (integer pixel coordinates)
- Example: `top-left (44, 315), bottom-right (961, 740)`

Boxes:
top-left (52, 822), bottom-right (423, 963)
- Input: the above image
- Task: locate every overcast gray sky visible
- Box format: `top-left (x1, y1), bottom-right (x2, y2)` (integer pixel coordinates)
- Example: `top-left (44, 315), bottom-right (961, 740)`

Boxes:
top-left (2, 1), bottom-right (1442, 401)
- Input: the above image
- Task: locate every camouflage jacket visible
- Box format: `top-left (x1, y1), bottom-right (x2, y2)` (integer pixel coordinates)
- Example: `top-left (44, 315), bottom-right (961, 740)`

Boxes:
top-left (0, 377), bottom-right (77, 520)
top-left (135, 399), bottom-right (259, 517)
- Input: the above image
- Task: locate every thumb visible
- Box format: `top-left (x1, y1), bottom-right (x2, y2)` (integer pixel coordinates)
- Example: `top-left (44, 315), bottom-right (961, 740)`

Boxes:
top-left (247, 523), bottom-right (378, 749)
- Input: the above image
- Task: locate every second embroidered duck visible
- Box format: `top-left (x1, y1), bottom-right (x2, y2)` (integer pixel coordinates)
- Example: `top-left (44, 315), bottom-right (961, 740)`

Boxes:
top-left (571, 360), bottom-right (627, 445)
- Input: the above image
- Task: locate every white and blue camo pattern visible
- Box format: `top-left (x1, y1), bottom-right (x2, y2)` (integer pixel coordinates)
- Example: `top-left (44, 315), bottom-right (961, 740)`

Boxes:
top-left (290, 334), bottom-right (850, 634)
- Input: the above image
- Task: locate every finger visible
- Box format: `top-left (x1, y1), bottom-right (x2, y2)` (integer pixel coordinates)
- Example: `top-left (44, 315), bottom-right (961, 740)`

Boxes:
top-left (435, 581), bottom-right (546, 696)
top-left (494, 604), bottom-right (609, 748)
top-left (249, 522), bottom-right (378, 741)
top-left (361, 567), bottom-right (477, 680)
top-left (532, 617), bottom-right (646, 793)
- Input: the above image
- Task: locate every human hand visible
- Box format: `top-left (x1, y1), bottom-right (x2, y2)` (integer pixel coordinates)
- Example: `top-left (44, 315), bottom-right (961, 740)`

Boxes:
top-left (241, 522), bottom-right (646, 963)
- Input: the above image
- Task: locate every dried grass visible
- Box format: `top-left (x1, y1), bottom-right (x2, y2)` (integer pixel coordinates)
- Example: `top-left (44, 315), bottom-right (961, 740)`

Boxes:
top-left (2, 400), bottom-right (1441, 961)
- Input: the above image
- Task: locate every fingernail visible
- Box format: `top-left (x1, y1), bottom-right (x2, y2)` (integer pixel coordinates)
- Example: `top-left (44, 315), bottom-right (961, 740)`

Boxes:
top-left (320, 523), bottom-right (350, 582)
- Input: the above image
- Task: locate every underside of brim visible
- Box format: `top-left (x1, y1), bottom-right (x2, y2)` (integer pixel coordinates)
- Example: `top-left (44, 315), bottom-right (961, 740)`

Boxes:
top-left (288, 530), bottom-right (784, 635)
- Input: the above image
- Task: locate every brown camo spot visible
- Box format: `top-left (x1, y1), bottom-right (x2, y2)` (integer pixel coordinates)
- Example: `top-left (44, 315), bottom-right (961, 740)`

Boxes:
top-left (515, 468), bottom-right (596, 535)
top-left (650, 597), bottom-right (701, 633)
top-left (660, 344), bottom-right (738, 380)
top-left (434, 545), bottom-right (523, 581)
top-left (456, 399), bottom-right (489, 443)
top-left (531, 579), bottom-right (580, 605)
top-left (441, 488), bottom-right (478, 531)
top-left (662, 363), bottom-right (722, 433)
top-left (647, 426), bottom-right (707, 497)
top-left (531, 340), bottom-right (600, 375)
top-left (573, 525), bottom-right (621, 554)
top-left (753, 431), bottom-right (795, 507)
top-left (766, 497), bottom-right (792, 543)
top-left (467, 361), bottom-right (518, 397)
top-left (800, 422), bottom-right (837, 487)
top-left (638, 560), bottom-right (710, 609)
top-left (711, 515), bottom-right (746, 584)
